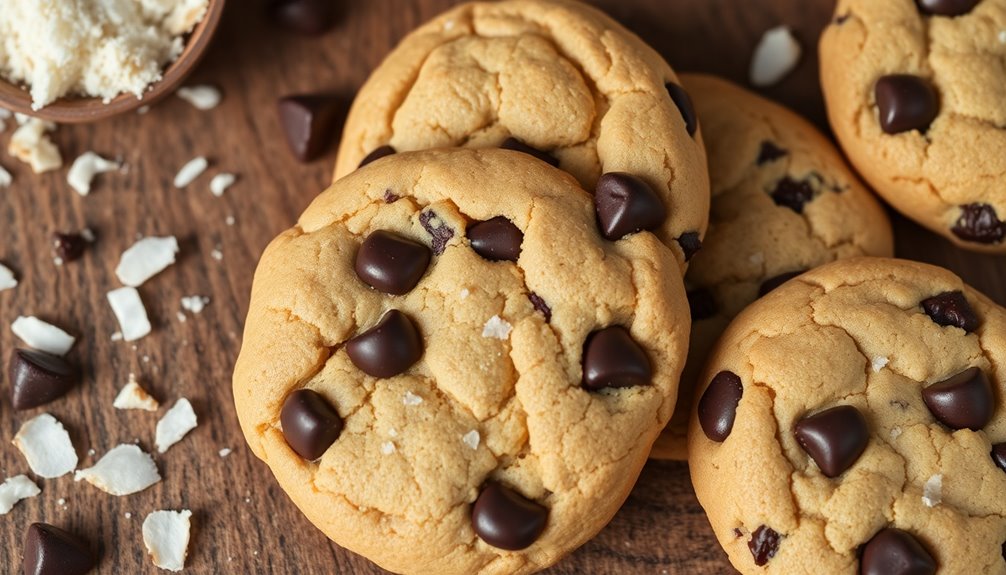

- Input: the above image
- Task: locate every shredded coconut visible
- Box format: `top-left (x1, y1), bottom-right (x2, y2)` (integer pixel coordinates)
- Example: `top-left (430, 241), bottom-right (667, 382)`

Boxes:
top-left (107, 287), bottom-right (152, 341)
top-left (462, 430), bottom-right (480, 450)
top-left (143, 509), bottom-right (193, 572)
top-left (74, 444), bottom-right (161, 496)
top-left (11, 316), bottom-right (75, 355)
top-left (922, 474), bottom-right (943, 508)
top-left (176, 85), bottom-right (221, 110)
top-left (0, 263), bottom-right (18, 291)
top-left (750, 26), bottom-right (802, 87)
top-left (0, 164), bottom-right (11, 188)
top-left (210, 247), bottom-right (223, 261)
top-left (871, 356), bottom-right (890, 373)
top-left (115, 236), bottom-right (179, 286)
top-left (459, 288), bottom-right (470, 300)
top-left (8, 119), bottom-right (61, 173)
top-left (210, 172), bottom-right (236, 197)
top-left (173, 156), bottom-right (208, 188)
top-left (380, 441), bottom-right (396, 455)
top-left (13, 413), bottom-right (78, 478)
top-left (113, 374), bottom-right (159, 411)
top-left (0, 475), bottom-right (40, 514)
top-left (403, 391), bottom-right (423, 406)
top-left (67, 152), bottom-right (120, 196)
top-left (890, 427), bottom-right (903, 440)
top-left (180, 295), bottom-right (209, 314)
top-left (155, 398), bottom-right (198, 453)
top-left (218, 448), bottom-right (231, 458)
top-left (482, 315), bottom-right (512, 340)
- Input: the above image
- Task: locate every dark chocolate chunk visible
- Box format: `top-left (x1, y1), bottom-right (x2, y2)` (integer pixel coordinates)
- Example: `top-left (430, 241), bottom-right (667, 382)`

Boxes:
top-left (698, 371), bottom-right (743, 442)
top-left (757, 141), bottom-right (788, 165)
top-left (748, 525), bottom-right (781, 567)
top-left (991, 443), bottom-right (1006, 472)
top-left (875, 75), bottom-right (939, 135)
top-left (794, 405), bottom-right (870, 478)
top-left (471, 482), bottom-right (548, 550)
top-left (52, 233), bottom-right (87, 262)
top-left (23, 523), bottom-right (96, 575)
top-left (665, 82), bottom-right (698, 137)
top-left (676, 231), bottom-right (702, 261)
top-left (268, 0), bottom-right (339, 35)
top-left (922, 367), bottom-right (994, 430)
top-left (354, 230), bottom-right (431, 295)
top-left (687, 288), bottom-right (717, 320)
top-left (277, 94), bottom-right (343, 162)
top-left (383, 190), bottom-right (400, 204)
top-left (759, 270), bottom-right (805, 297)
top-left (346, 310), bottom-right (423, 378)
top-left (581, 326), bottom-right (652, 391)
top-left (770, 177), bottom-right (817, 214)
top-left (595, 173), bottom-right (667, 240)
top-left (9, 349), bottom-right (81, 410)
top-left (916, 0), bottom-right (981, 17)
top-left (860, 528), bottom-right (936, 575)
top-left (280, 388), bottom-right (343, 460)
top-left (499, 137), bottom-right (559, 167)
top-left (359, 145), bottom-right (397, 168)
top-left (528, 293), bottom-right (552, 323)
top-left (468, 217), bottom-right (523, 262)
top-left (419, 210), bottom-right (454, 256)
top-left (921, 291), bottom-right (979, 332)
top-left (952, 203), bottom-right (1005, 245)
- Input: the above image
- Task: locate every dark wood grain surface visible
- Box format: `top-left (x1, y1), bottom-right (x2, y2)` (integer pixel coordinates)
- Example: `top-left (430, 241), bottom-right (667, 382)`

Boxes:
top-left (0, 1), bottom-right (1001, 573)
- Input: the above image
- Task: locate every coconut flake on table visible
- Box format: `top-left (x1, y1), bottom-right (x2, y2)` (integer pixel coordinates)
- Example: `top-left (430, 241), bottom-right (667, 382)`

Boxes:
top-left (0, 164), bottom-right (11, 188)
top-left (13, 413), bottom-right (78, 478)
top-left (750, 26), bottom-right (802, 87)
top-left (218, 448), bottom-right (231, 458)
top-left (11, 316), bottom-right (76, 355)
top-left (8, 118), bottom-right (62, 174)
top-left (113, 374), bottom-right (160, 411)
top-left (67, 152), bottom-right (121, 196)
top-left (74, 444), bottom-right (161, 496)
top-left (0, 475), bottom-right (40, 514)
top-left (107, 287), bottom-right (152, 342)
top-left (177, 85), bottom-right (222, 110)
top-left (209, 172), bottom-right (236, 197)
top-left (0, 263), bottom-right (17, 291)
top-left (173, 156), bottom-right (209, 188)
top-left (115, 236), bottom-right (179, 286)
top-left (180, 295), bottom-right (210, 314)
top-left (143, 509), bottom-right (193, 572)
top-left (155, 398), bottom-right (198, 454)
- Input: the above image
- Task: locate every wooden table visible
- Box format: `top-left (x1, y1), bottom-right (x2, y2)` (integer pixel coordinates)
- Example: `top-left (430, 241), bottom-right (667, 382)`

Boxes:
top-left (0, 1), bottom-right (1001, 573)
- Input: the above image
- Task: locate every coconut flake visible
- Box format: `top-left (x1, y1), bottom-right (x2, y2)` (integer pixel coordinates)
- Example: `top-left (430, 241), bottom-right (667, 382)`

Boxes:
top-left (13, 414), bottom-right (78, 478)
top-left (209, 173), bottom-right (236, 197)
top-left (218, 448), bottom-right (231, 458)
top-left (380, 441), bottom-right (396, 455)
top-left (74, 444), bottom-right (160, 495)
top-left (922, 474), bottom-right (943, 508)
top-left (890, 427), bottom-right (903, 440)
top-left (999, 30), bottom-right (1006, 44)
top-left (180, 295), bottom-right (209, 314)
top-left (462, 430), bottom-right (480, 450)
top-left (143, 509), bottom-right (192, 572)
top-left (0, 164), bottom-right (11, 188)
top-left (0, 475), bottom-right (40, 514)
top-left (0, 263), bottom-right (17, 291)
top-left (113, 374), bottom-right (159, 411)
top-left (176, 85), bottom-right (222, 110)
top-left (107, 287), bottom-right (152, 342)
top-left (11, 316), bottom-right (76, 355)
top-left (173, 157), bottom-right (208, 188)
top-left (155, 398), bottom-right (198, 453)
top-left (750, 26), bottom-right (802, 87)
top-left (871, 356), bottom-right (890, 373)
top-left (67, 152), bottom-right (120, 196)
top-left (403, 391), bottom-right (423, 406)
top-left (115, 236), bottom-right (179, 287)
top-left (210, 247), bottom-right (223, 261)
top-left (459, 288), bottom-right (470, 300)
top-left (8, 118), bottom-right (62, 173)
top-left (482, 315), bottom-right (512, 340)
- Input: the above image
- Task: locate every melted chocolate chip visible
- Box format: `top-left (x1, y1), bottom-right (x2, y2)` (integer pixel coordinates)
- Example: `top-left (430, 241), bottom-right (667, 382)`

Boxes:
top-left (770, 177), bottom-right (817, 213)
top-left (9, 349), bottom-right (81, 410)
top-left (528, 293), bottom-right (552, 323)
top-left (921, 291), bottom-right (979, 332)
top-left (759, 270), bottom-right (805, 297)
top-left (595, 173), bottom-right (667, 241)
top-left (794, 405), bottom-right (870, 478)
top-left (687, 289), bottom-right (717, 320)
top-left (419, 210), bottom-right (454, 256)
top-left (757, 141), bottom-right (788, 165)
top-left (952, 203), bottom-right (1005, 245)
top-left (277, 94), bottom-right (343, 162)
top-left (346, 310), bottom-right (423, 378)
top-left (383, 190), bottom-right (400, 204)
top-left (359, 145), bottom-right (397, 168)
top-left (280, 389), bottom-right (343, 460)
top-left (52, 233), bottom-right (87, 262)
top-left (916, 0), bottom-right (981, 16)
top-left (471, 482), bottom-right (548, 550)
top-left (860, 528), bottom-right (936, 575)
top-left (581, 326), bottom-right (652, 391)
top-left (991, 443), bottom-right (1006, 472)
top-left (499, 137), bottom-right (559, 167)
top-left (665, 83), bottom-right (698, 137)
top-left (268, 0), bottom-right (339, 35)
top-left (698, 371), bottom-right (743, 442)
top-left (468, 217), bottom-right (523, 262)
top-left (23, 523), bottom-right (96, 575)
top-left (875, 75), bottom-right (939, 135)
top-left (922, 367), bottom-right (994, 430)
top-left (748, 525), bottom-right (781, 566)
top-left (354, 230), bottom-right (431, 295)
top-left (676, 232), bottom-right (702, 261)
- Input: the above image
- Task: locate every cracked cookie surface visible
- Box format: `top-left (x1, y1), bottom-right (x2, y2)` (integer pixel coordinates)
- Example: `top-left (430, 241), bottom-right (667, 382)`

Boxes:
top-left (820, 0), bottom-right (1006, 252)
top-left (332, 0), bottom-right (710, 270)
top-left (233, 149), bottom-right (689, 575)
top-left (650, 75), bottom-right (893, 461)
top-left (688, 257), bottom-right (1006, 574)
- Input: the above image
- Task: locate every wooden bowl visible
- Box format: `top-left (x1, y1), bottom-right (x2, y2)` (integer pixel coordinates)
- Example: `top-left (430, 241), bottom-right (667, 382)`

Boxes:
top-left (0, 0), bottom-right (226, 124)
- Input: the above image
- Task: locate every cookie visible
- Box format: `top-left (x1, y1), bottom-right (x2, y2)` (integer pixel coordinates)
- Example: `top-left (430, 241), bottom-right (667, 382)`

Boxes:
top-left (332, 0), bottom-right (710, 270)
top-left (688, 257), bottom-right (1006, 574)
top-left (233, 149), bottom-right (690, 575)
top-left (649, 75), bottom-right (894, 460)
top-left (820, 0), bottom-right (1006, 252)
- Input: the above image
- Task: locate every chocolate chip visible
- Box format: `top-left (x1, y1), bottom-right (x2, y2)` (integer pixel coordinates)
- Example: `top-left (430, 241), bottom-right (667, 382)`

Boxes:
top-left (688, 289), bottom-right (717, 320)
top-left (770, 177), bottom-right (817, 214)
top-left (757, 141), bottom-right (788, 165)
top-left (280, 389), bottom-right (343, 460)
top-left (52, 233), bottom-right (87, 262)
top-left (748, 525), bottom-right (781, 567)
top-left (346, 310), bottom-right (423, 378)
top-left (9, 349), bottom-right (81, 410)
top-left (277, 94), bottom-right (343, 162)
top-left (359, 145), bottom-right (397, 168)
top-left (665, 82), bottom-right (697, 137)
top-left (595, 173), bottom-right (667, 241)
top-left (794, 405), bottom-right (870, 478)
top-left (991, 443), bottom-right (1006, 472)
top-left (698, 371), bottom-right (743, 442)
top-left (860, 528), bottom-right (936, 575)
top-left (581, 326), bottom-right (652, 391)
top-left (922, 367), bottom-right (994, 430)
top-left (499, 137), bottom-right (559, 167)
top-left (759, 270), bottom-right (805, 297)
top-left (921, 291), bottom-right (979, 332)
top-left (471, 482), bottom-right (548, 550)
top-left (916, 0), bottom-right (981, 16)
top-left (676, 232), bottom-right (702, 261)
top-left (268, 0), bottom-right (339, 35)
top-left (468, 217), bottom-right (523, 262)
top-left (419, 210), bottom-right (454, 256)
top-left (875, 75), bottom-right (939, 135)
top-left (23, 523), bottom-right (96, 575)
top-left (952, 203), bottom-right (1005, 245)
top-left (383, 190), bottom-right (400, 204)
top-left (528, 293), bottom-right (552, 323)
top-left (354, 230), bottom-right (431, 295)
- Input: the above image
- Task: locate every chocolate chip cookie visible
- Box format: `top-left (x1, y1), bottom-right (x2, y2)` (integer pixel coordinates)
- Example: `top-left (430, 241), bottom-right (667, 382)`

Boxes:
top-left (820, 0), bottom-right (1006, 252)
top-left (233, 149), bottom-right (690, 574)
top-left (649, 75), bottom-right (894, 460)
top-left (332, 0), bottom-right (710, 270)
top-left (688, 257), bottom-right (1006, 574)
